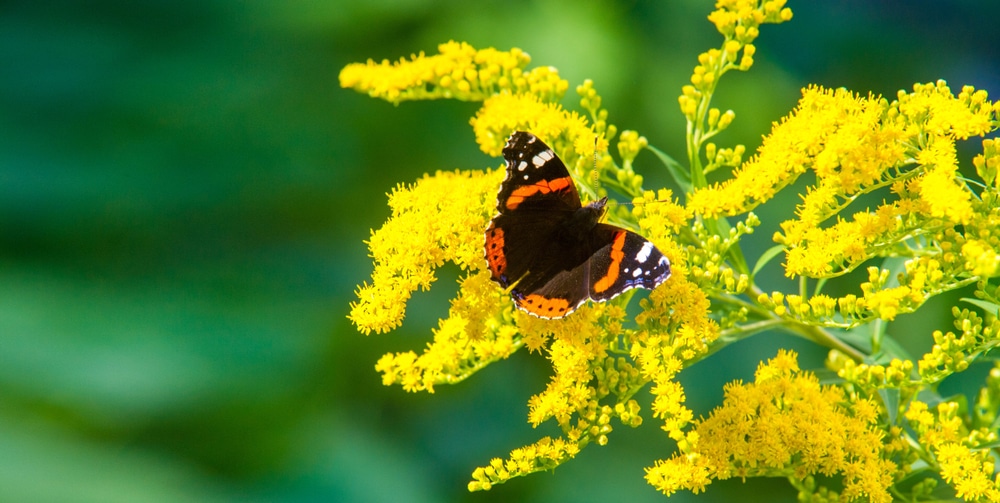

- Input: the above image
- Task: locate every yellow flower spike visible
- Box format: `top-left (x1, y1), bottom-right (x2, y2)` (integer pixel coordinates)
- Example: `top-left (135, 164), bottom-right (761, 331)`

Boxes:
top-left (340, 41), bottom-right (533, 104)
top-left (617, 130), bottom-right (648, 164)
top-left (470, 93), bottom-right (595, 163)
top-left (962, 239), bottom-right (1000, 277)
top-left (707, 80), bottom-right (998, 281)
top-left (647, 351), bottom-right (896, 502)
top-left (349, 168), bottom-right (501, 335)
top-left (936, 443), bottom-right (1000, 502)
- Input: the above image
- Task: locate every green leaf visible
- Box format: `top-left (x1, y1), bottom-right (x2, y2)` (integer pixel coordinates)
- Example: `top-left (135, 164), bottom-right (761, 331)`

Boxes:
top-left (880, 256), bottom-right (909, 288)
top-left (961, 297), bottom-right (1000, 316)
top-left (752, 245), bottom-right (785, 277)
top-left (878, 388), bottom-right (900, 424)
top-left (838, 325), bottom-right (874, 354)
top-left (877, 334), bottom-right (916, 362)
top-left (972, 439), bottom-right (1000, 450)
top-left (647, 144), bottom-right (692, 194)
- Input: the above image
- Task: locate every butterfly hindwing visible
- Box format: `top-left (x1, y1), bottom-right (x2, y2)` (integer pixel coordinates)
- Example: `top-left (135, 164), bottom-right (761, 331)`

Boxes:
top-left (586, 224), bottom-right (671, 302)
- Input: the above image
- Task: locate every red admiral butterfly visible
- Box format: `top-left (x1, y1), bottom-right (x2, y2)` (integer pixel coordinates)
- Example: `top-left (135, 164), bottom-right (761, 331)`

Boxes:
top-left (484, 131), bottom-right (671, 319)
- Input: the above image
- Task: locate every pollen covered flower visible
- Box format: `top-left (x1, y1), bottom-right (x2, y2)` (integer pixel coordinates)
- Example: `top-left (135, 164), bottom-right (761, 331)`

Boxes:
top-left (470, 92), bottom-right (598, 161)
top-left (905, 399), bottom-right (1000, 502)
top-left (349, 168), bottom-right (500, 335)
top-left (935, 443), bottom-right (1000, 502)
top-left (339, 41), bottom-right (568, 104)
top-left (692, 82), bottom-right (997, 281)
top-left (689, 86), bottom-right (902, 220)
top-left (646, 351), bottom-right (897, 503)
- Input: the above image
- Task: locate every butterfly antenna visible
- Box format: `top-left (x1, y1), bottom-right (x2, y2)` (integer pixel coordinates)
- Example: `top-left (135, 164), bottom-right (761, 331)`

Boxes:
top-left (590, 134), bottom-right (600, 198)
top-left (593, 133), bottom-right (671, 210)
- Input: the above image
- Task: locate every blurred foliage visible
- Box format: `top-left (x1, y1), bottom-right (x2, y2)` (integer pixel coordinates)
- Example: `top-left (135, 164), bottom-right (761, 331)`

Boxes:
top-left (0, 0), bottom-right (997, 501)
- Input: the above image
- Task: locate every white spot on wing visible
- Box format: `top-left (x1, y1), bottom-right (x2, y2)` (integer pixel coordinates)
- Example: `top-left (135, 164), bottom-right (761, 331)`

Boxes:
top-left (636, 241), bottom-right (653, 263)
top-left (518, 160), bottom-right (528, 171)
top-left (532, 149), bottom-right (554, 167)
top-left (632, 268), bottom-right (643, 278)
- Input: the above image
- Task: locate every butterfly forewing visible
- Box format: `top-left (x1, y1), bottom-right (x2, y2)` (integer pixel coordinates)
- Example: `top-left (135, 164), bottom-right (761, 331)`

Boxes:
top-left (496, 131), bottom-right (581, 214)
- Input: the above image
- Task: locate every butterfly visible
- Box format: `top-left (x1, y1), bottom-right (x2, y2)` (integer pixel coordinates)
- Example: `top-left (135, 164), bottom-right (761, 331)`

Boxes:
top-left (484, 131), bottom-right (671, 318)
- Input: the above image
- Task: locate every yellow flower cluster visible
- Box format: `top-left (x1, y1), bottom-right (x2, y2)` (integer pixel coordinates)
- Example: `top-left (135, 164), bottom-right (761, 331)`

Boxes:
top-left (471, 92), bottom-right (599, 161)
top-left (689, 82), bottom-right (998, 279)
top-left (468, 436), bottom-right (580, 492)
top-left (905, 400), bottom-right (1000, 502)
top-left (348, 169), bottom-right (499, 336)
top-left (470, 298), bottom-right (707, 490)
top-left (834, 356), bottom-right (914, 392)
top-left (634, 257), bottom-right (717, 437)
top-left (758, 252), bottom-right (976, 328)
top-left (522, 305), bottom-right (615, 427)
top-left (632, 189), bottom-right (690, 245)
top-left (374, 271), bottom-right (521, 392)
top-left (689, 86), bottom-right (901, 220)
top-left (646, 351), bottom-right (897, 503)
top-left (832, 331), bottom-right (1000, 502)
top-left (686, 213), bottom-right (756, 295)
top-left (339, 41), bottom-right (567, 104)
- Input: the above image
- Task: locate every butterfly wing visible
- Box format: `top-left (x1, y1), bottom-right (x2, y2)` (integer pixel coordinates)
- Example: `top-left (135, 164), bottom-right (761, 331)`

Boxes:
top-left (585, 224), bottom-right (671, 302)
top-left (484, 131), bottom-right (672, 319)
top-left (499, 223), bottom-right (671, 318)
top-left (493, 131), bottom-right (581, 216)
top-left (486, 131), bottom-right (581, 289)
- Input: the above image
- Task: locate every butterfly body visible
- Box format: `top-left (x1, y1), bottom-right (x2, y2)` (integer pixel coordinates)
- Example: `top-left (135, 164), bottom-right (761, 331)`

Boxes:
top-left (484, 131), bottom-right (671, 319)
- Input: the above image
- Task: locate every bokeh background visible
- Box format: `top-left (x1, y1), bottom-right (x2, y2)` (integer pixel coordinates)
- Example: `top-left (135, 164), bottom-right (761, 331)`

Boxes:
top-left (3, 1), bottom-right (999, 501)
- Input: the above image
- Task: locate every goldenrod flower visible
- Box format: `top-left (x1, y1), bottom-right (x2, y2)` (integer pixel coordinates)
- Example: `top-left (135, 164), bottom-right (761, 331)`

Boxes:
top-left (963, 239), bottom-right (1000, 277)
top-left (904, 399), bottom-right (1000, 502)
top-left (348, 169), bottom-right (500, 335)
top-left (646, 351), bottom-right (897, 503)
top-left (471, 92), bottom-right (598, 161)
top-left (936, 443), bottom-right (1000, 502)
top-left (339, 41), bottom-right (567, 104)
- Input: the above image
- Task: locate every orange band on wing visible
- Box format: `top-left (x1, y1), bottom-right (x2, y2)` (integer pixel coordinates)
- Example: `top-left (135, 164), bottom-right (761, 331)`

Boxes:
top-left (518, 294), bottom-right (572, 317)
top-left (485, 226), bottom-right (507, 281)
top-left (505, 177), bottom-right (573, 210)
top-left (592, 231), bottom-right (627, 293)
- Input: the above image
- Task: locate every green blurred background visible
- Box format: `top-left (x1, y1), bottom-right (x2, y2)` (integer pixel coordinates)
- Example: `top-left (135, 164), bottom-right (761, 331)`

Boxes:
top-left (2, 1), bottom-right (998, 501)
